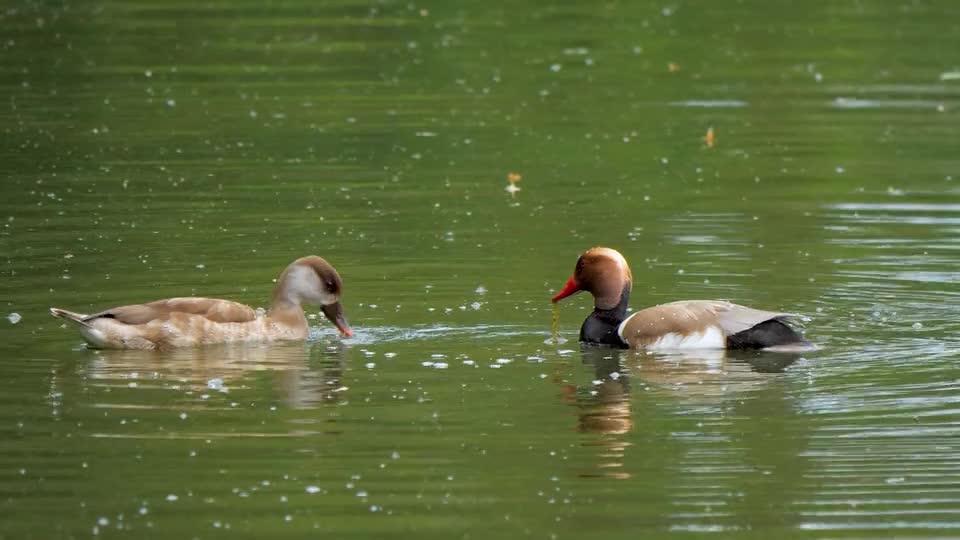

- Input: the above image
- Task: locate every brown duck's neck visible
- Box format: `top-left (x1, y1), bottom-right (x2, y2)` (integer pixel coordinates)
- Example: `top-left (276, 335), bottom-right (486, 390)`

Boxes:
top-left (271, 266), bottom-right (301, 307)
top-left (268, 300), bottom-right (307, 328)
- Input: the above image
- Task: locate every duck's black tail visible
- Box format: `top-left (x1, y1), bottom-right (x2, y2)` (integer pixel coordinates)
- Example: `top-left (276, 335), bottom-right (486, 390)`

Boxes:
top-left (726, 318), bottom-right (812, 350)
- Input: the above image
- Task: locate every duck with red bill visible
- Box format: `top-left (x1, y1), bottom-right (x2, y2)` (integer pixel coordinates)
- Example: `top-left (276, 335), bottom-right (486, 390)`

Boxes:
top-left (552, 247), bottom-right (811, 351)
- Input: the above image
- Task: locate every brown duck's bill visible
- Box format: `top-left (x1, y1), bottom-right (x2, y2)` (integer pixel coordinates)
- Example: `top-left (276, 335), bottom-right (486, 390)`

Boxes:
top-left (551, 276), bottom-right (581, 303)
top-left (321, 302), bottom-right (353, 337)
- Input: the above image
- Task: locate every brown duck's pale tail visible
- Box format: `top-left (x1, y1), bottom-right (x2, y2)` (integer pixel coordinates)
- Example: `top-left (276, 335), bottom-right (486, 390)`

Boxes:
top-left (50, 307), bottom-right (91, 327)
top-left (51, 307), bottom-right (112, 349)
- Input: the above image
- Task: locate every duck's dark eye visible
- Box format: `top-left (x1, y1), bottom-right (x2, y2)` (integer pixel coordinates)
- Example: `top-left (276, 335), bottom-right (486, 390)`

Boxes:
top-left (326, 280), bottom-right (336, 291)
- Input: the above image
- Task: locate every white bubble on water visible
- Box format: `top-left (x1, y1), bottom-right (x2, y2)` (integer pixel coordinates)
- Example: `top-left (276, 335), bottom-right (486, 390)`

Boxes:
top-left (7, 312), bottom-right (21, 324)
top-left (207, 378), bottom-right (226, 392)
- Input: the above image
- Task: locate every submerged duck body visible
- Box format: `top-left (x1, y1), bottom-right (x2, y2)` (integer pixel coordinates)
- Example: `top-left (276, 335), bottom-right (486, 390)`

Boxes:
top-left (552, 247), bottom-right (810, 350)
top-left (50, 256), bottom-right (352, 350)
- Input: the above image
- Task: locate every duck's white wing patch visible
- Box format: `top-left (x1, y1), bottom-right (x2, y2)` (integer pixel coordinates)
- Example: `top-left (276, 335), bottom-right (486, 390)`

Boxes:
top-left (646, 325), bottom-right (725, 350)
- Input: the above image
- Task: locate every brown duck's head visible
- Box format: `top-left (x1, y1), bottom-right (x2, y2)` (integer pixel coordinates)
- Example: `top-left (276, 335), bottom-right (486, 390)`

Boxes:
top-left (551, 247), bottom-right (633, 310)
top-left (276, 256), bottom-right (352, 337)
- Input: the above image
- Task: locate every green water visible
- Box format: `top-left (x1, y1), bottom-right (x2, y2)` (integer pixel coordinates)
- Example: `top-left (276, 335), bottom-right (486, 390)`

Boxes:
top-left (3, 0), bottom-right (960, 537)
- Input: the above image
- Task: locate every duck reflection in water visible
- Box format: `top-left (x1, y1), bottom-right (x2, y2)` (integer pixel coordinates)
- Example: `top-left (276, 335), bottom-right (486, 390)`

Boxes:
top-left (564, 346), bottom-right (805, 480)
top-left (563, 347), bottom-right (634, 480)
top-left (83, 340), bottom-right (350, 409)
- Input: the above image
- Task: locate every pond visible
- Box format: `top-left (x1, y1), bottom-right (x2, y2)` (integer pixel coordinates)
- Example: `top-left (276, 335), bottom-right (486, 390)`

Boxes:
top-left (2, 0), bottom-right (960, 537)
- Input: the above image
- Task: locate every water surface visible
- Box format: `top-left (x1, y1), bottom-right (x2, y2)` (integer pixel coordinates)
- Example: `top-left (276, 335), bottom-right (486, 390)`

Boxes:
top-left (3, 1), bottom-right (960, 537)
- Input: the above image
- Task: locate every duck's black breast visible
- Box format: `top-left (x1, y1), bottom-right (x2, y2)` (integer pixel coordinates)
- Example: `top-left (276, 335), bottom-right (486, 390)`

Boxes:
top-left (579, 312), bottom-right (629, 348)
top-left (579, 287), bottom-right (630, 348)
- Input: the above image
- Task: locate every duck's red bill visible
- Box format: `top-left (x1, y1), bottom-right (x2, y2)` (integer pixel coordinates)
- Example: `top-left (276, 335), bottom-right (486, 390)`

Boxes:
top-left (551, 276), bottom-right (581, 302)
top-left (321, 302), bottom-right (353, 337)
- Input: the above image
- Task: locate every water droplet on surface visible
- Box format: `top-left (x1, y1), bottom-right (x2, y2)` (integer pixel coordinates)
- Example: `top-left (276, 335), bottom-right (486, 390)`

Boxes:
top-left (7, 312), bottom-right (21, 324)
top-left (206, 378), bottom-right (226, 392)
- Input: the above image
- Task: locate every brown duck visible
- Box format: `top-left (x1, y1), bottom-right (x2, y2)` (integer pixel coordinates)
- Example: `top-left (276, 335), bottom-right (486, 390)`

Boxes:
top-left (50, 256), bottom-right (351, 350)
top-left (551, 247), bottom-right (810, 350)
